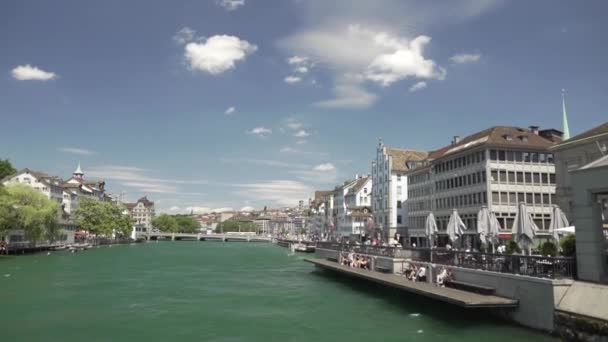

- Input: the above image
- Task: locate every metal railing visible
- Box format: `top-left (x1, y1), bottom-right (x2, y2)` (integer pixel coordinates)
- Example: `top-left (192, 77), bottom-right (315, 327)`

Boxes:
top-left (315, 242), bottom-right (576, 279)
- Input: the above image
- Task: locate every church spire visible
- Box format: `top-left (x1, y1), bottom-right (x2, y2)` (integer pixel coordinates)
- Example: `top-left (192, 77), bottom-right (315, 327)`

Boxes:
top-left (562, 89), bottom-right (571, 140)
top-left (73, 162), bottom-right (84, 180)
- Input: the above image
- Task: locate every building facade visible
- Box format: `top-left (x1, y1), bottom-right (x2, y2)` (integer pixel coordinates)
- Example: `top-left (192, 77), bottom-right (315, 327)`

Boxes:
top-left (407, 126), bottom-right (560, 246)
top-left (125, 196), bottom-right (156, 233)
top-left (551, 122), bottom-right (608, 220)
top-left (371, 140), bottom-right (428, 240)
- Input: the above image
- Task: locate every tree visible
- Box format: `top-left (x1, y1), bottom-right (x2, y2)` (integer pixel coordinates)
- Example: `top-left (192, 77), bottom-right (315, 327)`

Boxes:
top-left (0, 184), bottom-right (60, 241)
top-left (540, 241), bottom-right (557, 257)
top-left (175, 216), bottom-right (200, 233)
top-left (215, 220), bottom-right (256, 233)
top-left (0, 159), bottom-right (16, 180)
top-left (560, 234), bottom-right (576, 257)
top-left (151, 214), bottom-right (178, 233)
top-left (73, 198), bottom-right (132, 236)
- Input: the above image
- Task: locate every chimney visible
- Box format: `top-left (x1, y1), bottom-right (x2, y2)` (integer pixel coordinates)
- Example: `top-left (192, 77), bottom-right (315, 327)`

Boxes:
top-left (529, 125), bottom-right (539, 135)
top-left (452, 136), bottom-right (461, 145)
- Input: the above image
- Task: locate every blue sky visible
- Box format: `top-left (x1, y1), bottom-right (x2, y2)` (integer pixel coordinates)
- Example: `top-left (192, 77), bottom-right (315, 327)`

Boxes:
top-left (1, 0), bottom-right (607, 213)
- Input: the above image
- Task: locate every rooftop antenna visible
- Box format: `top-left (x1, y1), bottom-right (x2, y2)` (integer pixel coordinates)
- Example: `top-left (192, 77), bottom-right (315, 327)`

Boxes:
top-left (562, 89), bottom-right (571, 140)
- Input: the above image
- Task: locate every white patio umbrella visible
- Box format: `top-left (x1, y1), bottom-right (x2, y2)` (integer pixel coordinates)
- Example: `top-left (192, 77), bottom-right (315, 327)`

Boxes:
top-left (549, 205), bottom-right (570, 243)
top-left (477, 206), bottom-right (501, 252)
top-left (511, 202), bottom-right (539, 254)
top-left (446, 209), bottom-right (466, 246)
top-left (425, 212), bottom-right (438, 247)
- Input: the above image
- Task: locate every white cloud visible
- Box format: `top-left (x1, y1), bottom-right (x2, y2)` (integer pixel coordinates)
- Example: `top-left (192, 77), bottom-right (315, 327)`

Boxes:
top-left (313, 163), bottom-right (336, 172)
top-left (248, 126), bottom-right (272, 138)
top-left (220, 157), bottom-right (307, 169)
top-left (279, 1), bottom-right (501, 108)
top-left (294, 129), bottom-right (311, 138)
top-left (234, 180), bottom-right (312, 206)
top-left (173, 27), bottom-right (196, 44)
top-left (184, 35), bottom-right (257, 75)
top-left (409, 81), bottom-right (427, 92)
top-left (216, 0), bottom-right (245, 11)
top-left (58, 147), bottom-right (97, 156)
top-left (294, 66), bottom-right (309, 74)
top-left (296, 139), bottom-right (307, 145)
top-left (314, 82), bottom-right (378, 109)
top-left (288, 56), bottom-right (309, 65)
top-left (224, 106), bottom-right (236, 115)
top-left (87, 165), bottom-right (208, 195)
top-left (284, 76), bottom-right (302, 84)
top-left (449, 53), bottom-right (481, 64)
top-left (365, 33), bottom-right (446, 86)
top-left (11, 65), bottom-right (56, 81)
top-left (240, 206), bottom-right (255, 212)
top-left (284, 118), bottom-right (303, 130)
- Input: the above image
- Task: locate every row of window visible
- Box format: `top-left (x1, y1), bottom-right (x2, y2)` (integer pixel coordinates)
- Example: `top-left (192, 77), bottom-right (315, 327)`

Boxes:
top-left (434, 171), bottom-right (487, 192)
top-left (436, 192), bottom-right (488, 210)
top-left (491, 191), bottom-right (553, 207)
top-left (408, 186), bottom-right (432, 198)
top-left (408, 172), bottom-right (430, 184)
top-left (489, 150), bottom-right (554, 164)
top-left (434, 151), bottom-right (486, 174)
top-left (490, 170), bottom-right (556, 185)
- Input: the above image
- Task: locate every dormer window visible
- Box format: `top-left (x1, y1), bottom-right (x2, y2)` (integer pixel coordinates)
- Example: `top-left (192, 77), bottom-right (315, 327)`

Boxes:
top-left (503, 134), bottom-right (513, 141)
top-left (519, 135), bottom-right (529, 142)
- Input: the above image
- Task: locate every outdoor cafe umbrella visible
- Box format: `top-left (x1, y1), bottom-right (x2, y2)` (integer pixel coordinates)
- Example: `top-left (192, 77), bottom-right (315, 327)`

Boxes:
top-left (549, 205), bottom-right (569, 243)
top-left (511, 202), bottom-right (539, 254)
top-left (477, 206), bottom-right (501, 252)
top-left (425, 212), bottom-right (438, 247)
top-left (446, 209), bottom-right (466, 246)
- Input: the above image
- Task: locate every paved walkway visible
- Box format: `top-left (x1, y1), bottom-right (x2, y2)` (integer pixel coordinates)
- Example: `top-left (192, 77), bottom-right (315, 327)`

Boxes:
top-left (306, 258), bottom-right (518, 309)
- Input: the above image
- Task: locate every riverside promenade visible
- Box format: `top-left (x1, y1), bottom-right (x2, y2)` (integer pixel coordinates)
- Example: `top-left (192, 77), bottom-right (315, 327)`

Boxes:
top-left (306, 258), bottom-right (518, 308)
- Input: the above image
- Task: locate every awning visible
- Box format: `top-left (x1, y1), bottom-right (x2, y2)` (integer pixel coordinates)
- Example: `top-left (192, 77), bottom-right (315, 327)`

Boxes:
top-left (498, 233), bottom-right (513, 239)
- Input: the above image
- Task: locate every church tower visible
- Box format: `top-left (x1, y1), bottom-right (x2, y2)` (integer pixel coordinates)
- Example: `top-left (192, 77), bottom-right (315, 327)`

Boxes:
top-left (73, 162), bottom-right (84, 181)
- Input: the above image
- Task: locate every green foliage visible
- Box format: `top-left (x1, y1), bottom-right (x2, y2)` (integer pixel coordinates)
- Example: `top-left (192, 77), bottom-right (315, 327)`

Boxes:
top-left (151, 214), bottom-right (178, 232)
top-left (506, 240), bottom-right (521, 254)
top-left (0, 184), bottom-right (60, 241)
top-left (174, 216), bottom-right (200, 233)
top-left (151, 214), bottom-right (200, 233)
top-left (560, 234), bottom-right (576, 257)
top-left (73, 198), bottom-right (132, 236)
top-left (215, 220), bottom-right (256, 233)
top-left (0, 159), bottom-right (16, 180)
top-left (540, 241), bottom-right (557, 257)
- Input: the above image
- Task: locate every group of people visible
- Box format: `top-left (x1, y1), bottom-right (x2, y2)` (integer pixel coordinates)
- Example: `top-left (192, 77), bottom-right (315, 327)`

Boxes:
top-left (403, 262), bottom-right (427, 282)
top-left (339, 251), bottom-right (371, 270)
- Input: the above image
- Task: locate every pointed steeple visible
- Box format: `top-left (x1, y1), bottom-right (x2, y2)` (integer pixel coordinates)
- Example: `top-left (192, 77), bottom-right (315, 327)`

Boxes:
top-left (562, 89), bottom-right (571, 140)
top-left (73, 162), bottom-right (84, 180)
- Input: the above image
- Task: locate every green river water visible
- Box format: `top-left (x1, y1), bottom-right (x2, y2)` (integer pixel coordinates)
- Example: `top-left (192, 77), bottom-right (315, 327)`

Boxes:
top-left (0, 242), bottom-right (559, 341)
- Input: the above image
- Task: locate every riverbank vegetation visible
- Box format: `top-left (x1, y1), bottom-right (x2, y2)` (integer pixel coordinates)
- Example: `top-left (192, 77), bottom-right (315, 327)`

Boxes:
top-left (73, 198), bottom-right (132, 237)
top-left (151, 214), bottom-right (200, 233)
top-left (215, 220), bottom-right (256, 233)
top-left (0, 183), bottom-right (61, 241)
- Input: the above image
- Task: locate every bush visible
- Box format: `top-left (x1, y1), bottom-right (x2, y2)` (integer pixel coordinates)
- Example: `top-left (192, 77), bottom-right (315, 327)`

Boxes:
top-left (506, 240), bottom-right (521, 254)
top-left (540, 241), bottom-right (557, 257)
top-left (560, 234), bottom-right (576, 257)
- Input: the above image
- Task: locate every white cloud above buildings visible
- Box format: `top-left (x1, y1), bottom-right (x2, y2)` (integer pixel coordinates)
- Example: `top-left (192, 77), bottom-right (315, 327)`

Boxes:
top-left (11, 64), bottom-right (56, 81)
top-left (449, 53), bottom-right (481, 64)
top-left (57, 147), bottom-right (97, 156)
top-left (284, 76), bottom-right (302, 84)
top-left (175, 28), bottom-right (257, 75)
top-left (313, 163), bottom-right (336, 172)
top-left (409, 81), bottom-right (427, 92)
top-left (224, 106), bottom-right (236, 115)
top-left (248, 126), bottom-right (272, 138)
top-left (216, 0), bottom-right (245, 11)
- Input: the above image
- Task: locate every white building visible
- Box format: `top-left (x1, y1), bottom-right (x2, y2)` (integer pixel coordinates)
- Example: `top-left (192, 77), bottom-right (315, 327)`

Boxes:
top-left (124, 196), bottom-right (155, 233)
top-left (550, 122), bottom-right (608, 220)
top-left (335, 176), bottom-right (372, 239)
top-left (371, 140), bottom-right (428, 240)
top-left (407, 126), bottom-right (560, 247)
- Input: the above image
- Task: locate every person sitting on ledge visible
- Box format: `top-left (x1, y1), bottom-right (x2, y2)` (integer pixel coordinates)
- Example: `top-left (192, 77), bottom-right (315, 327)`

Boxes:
top-left (417, 266), bottom-right (427, 282)
top-left (409, 265), bottom-right (418, 281)
top-left (436, 267), bottom-right (449, 287)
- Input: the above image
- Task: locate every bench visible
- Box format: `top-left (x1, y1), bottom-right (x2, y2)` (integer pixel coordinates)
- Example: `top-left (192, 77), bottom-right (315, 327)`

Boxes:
top-left (445, 280), bottom-right (495, 295)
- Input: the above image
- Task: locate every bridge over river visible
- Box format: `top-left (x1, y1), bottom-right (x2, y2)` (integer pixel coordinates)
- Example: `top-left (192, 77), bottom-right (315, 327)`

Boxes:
top-left (141, 232), bottom-right (272, 242)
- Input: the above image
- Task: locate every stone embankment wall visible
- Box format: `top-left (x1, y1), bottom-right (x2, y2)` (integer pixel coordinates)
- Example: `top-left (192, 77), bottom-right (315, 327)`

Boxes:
top-left (554, 310), bottom-right (608, 341)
